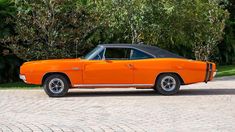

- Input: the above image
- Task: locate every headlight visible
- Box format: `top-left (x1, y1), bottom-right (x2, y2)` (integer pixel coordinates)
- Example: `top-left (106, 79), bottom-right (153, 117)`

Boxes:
top-left (19, 74), bottom-right (27, 82)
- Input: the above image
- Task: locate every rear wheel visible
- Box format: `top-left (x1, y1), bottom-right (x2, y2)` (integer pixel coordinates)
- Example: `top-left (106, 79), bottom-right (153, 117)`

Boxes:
top-left (43, 74), bottom-right (69, 97)
top-left (154, 74), bottom-right (180, 95)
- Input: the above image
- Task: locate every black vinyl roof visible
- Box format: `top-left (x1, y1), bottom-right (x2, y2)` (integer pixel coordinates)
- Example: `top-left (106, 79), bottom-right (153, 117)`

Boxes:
top-left (99, 44), bottom-right (184, 58)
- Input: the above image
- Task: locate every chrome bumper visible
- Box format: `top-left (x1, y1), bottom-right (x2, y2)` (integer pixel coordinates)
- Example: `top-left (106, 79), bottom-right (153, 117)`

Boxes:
top-left (205, 63), bottom-right (212, 83)
top-left (213, 70), bottom-right (217, 77)
top-left (19, 74), bottom-right (27, 82)
top-left (205, 63), bottom-right (217, 83)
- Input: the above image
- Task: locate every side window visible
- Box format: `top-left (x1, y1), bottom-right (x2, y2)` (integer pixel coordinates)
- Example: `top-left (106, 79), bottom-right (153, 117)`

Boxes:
top-left (105, 48), bottom-right (131, 60)
top-left (130, 49), bottom-right (153, 60)
top-left (92, 49), bottom-right (104, 60)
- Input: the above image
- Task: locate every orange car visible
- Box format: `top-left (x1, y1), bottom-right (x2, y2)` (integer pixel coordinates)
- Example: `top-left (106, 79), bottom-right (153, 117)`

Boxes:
top-left (20, 44), bottom-right (216, 97)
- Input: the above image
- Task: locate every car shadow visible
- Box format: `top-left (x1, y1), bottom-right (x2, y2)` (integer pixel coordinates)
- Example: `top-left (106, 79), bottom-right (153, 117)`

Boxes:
top-left (66, 88), bottom-right (235, 97)
top-left (178, 88), bottom-right (235, 96)
top-left (214, 76), bottom-right (235, 81)
top-left (67, 90), bottom-right (156, 97)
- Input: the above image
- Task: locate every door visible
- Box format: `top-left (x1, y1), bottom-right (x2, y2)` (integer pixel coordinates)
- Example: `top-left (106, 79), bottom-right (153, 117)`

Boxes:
top-left (130, 49), bottom-right (156, 85)
top-left (83, 48), bottom-right (133, 85)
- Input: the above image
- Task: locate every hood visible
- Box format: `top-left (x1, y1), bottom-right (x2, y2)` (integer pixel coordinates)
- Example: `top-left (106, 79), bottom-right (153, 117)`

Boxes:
top-left (20, 58), bottom-right (83, 74)
top-left (23, 58), bottom-right (82, 65)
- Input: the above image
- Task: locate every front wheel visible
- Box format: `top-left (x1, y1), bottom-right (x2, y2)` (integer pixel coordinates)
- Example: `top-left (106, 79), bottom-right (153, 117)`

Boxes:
top-left (43, 74), bottom-right (69, 97)
top-left (154, 74), bottom-right (180, 95)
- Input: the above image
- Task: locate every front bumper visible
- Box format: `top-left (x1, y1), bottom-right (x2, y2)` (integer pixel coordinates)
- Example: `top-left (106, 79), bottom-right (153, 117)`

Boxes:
top-left (19, 74), bottom-right (27, 83)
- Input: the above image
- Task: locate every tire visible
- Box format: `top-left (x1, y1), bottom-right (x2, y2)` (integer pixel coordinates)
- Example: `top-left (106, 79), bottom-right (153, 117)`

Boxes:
top-left (153, 87), bottom-right (159, 92)
top-left (155, 74), bottom-right (180, 95)
top-left (43, 74), bottom-right (69, 97)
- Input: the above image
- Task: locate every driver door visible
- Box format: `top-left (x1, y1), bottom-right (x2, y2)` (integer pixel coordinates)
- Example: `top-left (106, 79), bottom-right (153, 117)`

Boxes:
top-left (82, 48), bottom-right (133, 85)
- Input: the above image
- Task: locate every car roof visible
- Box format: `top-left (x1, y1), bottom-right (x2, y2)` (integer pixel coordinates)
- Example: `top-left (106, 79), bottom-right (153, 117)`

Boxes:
top-left (99, 44), bottom-right (184, 58)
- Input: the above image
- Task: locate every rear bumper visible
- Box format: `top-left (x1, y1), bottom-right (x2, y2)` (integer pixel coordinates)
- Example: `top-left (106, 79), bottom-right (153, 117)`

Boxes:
top-left (213, 70), bottom-right (217, 77)
top-left (204, 63), bottom-right (216, 83)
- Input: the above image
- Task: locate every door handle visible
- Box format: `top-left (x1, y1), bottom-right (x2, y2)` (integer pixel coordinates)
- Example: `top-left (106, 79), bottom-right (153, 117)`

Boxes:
top-left (72, 67), bottom-right (80, 71)
top-left (127, 64), bottom-right (134, 69)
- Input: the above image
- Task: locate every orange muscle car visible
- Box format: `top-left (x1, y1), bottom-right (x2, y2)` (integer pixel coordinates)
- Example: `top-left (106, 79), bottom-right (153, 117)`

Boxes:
top-left (20, 44), bottom-right (216, 97)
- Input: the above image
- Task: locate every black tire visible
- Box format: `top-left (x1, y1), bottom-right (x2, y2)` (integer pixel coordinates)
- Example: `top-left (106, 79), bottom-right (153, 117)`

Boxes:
top-left (153, 87), bottom-right (159, 92)
top-left (155, 73), bottom-right (180, 95)
top-left (43, 74), bottom-right (69, 97)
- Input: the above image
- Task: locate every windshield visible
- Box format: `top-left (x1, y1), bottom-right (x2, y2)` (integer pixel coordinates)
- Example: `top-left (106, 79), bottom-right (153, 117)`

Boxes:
top-left (84, 46), bottom-right (103, 60)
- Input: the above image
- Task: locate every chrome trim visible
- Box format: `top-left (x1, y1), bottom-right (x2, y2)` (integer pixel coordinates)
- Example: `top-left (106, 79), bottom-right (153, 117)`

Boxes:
top-left (213, 70), bottom-right (217, 77)
top-left (72, 67), bottom-right (80, 71)
top-left (102, 45), bottom-right (156, 58)
top-left (73, 84), bottom-right (154, 87)
top-left (87, 45), bottom-right (156, 60)
top-left (205, 63), bottom-right (213, 83)
top-left (102, 46), bottom-right (106, 60)
top-left (86, 46), bottom-right (105, 60)
top-left (161, 76), bottom-right (176, 91)
top-left (48, 78), bottom-right (65, 94)
top-left (19, 74), bottom-right (27, 82)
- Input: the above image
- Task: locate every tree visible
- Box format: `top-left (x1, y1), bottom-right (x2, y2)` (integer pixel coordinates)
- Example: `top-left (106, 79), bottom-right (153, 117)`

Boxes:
top-left (0, 0), bottom-right (19, 83)
top-left (97, 0), bottom-right (229, 61)
top-left (217, 0), bottom-right (235, 64)
top-left (1, 0), bottom-right (230, 61)
top-left (0, 0), bottom-right (15, 38)
top-left (144, 0), bottom-right (229, 61)
top-left (95, 0), bottom-right (148, 44)
top-left (6, 0), bottom-right (101, 60)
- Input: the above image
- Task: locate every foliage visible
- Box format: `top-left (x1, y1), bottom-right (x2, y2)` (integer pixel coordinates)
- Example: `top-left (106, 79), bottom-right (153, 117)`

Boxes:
top-left (6, 0), bottom-right (101, 60)
top-left (96, 0), bottom-right (229, 61)
top-left (217, 0), bottom-right (235, 64)
top-left (216, 65), bottom-right (235, 77)
top-left (0, 0), bottom-right (16, 38)
top-left (96, 0), bottom-right (148, 44)
top-left (0, 0), bottom-right (232, 62)
top-left (0, 0), bottom-right (233, 84)
top-left (0, 81), bottom-right (39, 89)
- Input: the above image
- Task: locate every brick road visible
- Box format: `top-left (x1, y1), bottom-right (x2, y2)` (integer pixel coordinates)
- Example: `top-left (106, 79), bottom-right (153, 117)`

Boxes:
top-left (0, 76), bottom-right (235, 132)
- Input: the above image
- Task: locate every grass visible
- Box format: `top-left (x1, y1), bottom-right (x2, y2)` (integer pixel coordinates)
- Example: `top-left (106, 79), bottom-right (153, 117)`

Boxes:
top-left (0, 82), bottom-right (40, 89)
top-left (216, 65), bottom-right (235, 77)
top-left (0, 65), bottom-right (234, 89)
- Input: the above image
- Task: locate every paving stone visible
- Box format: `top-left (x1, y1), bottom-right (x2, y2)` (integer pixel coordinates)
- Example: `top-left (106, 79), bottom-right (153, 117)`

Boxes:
top-left (0, 76), bottom-right (235, 131)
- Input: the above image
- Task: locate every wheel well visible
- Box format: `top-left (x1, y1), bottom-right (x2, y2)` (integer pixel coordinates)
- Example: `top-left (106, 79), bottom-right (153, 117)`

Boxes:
top-left (42, 72), bottom-right (71, 86)
top-left (156, 72), bottom-right (185, 85)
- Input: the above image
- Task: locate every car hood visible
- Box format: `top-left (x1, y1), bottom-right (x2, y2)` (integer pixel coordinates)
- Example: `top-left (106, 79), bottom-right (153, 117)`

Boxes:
top-left (20, 58), bottom-right (83, 74)
top-left (23, 58), bottom-right (82, 65)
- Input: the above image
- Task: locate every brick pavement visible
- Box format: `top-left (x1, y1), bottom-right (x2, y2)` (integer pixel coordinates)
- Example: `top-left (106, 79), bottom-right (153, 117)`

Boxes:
top-left (0, 76), bottom-right (235, 132)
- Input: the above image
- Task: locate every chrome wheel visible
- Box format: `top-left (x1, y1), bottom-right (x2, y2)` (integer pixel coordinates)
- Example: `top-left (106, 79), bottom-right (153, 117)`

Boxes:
top-left (48, 78), bottom-right (64, 94)
top-left (43, 74), bottom-right (69, 97)
top-left (160, 76), bottom-right (176, 92)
